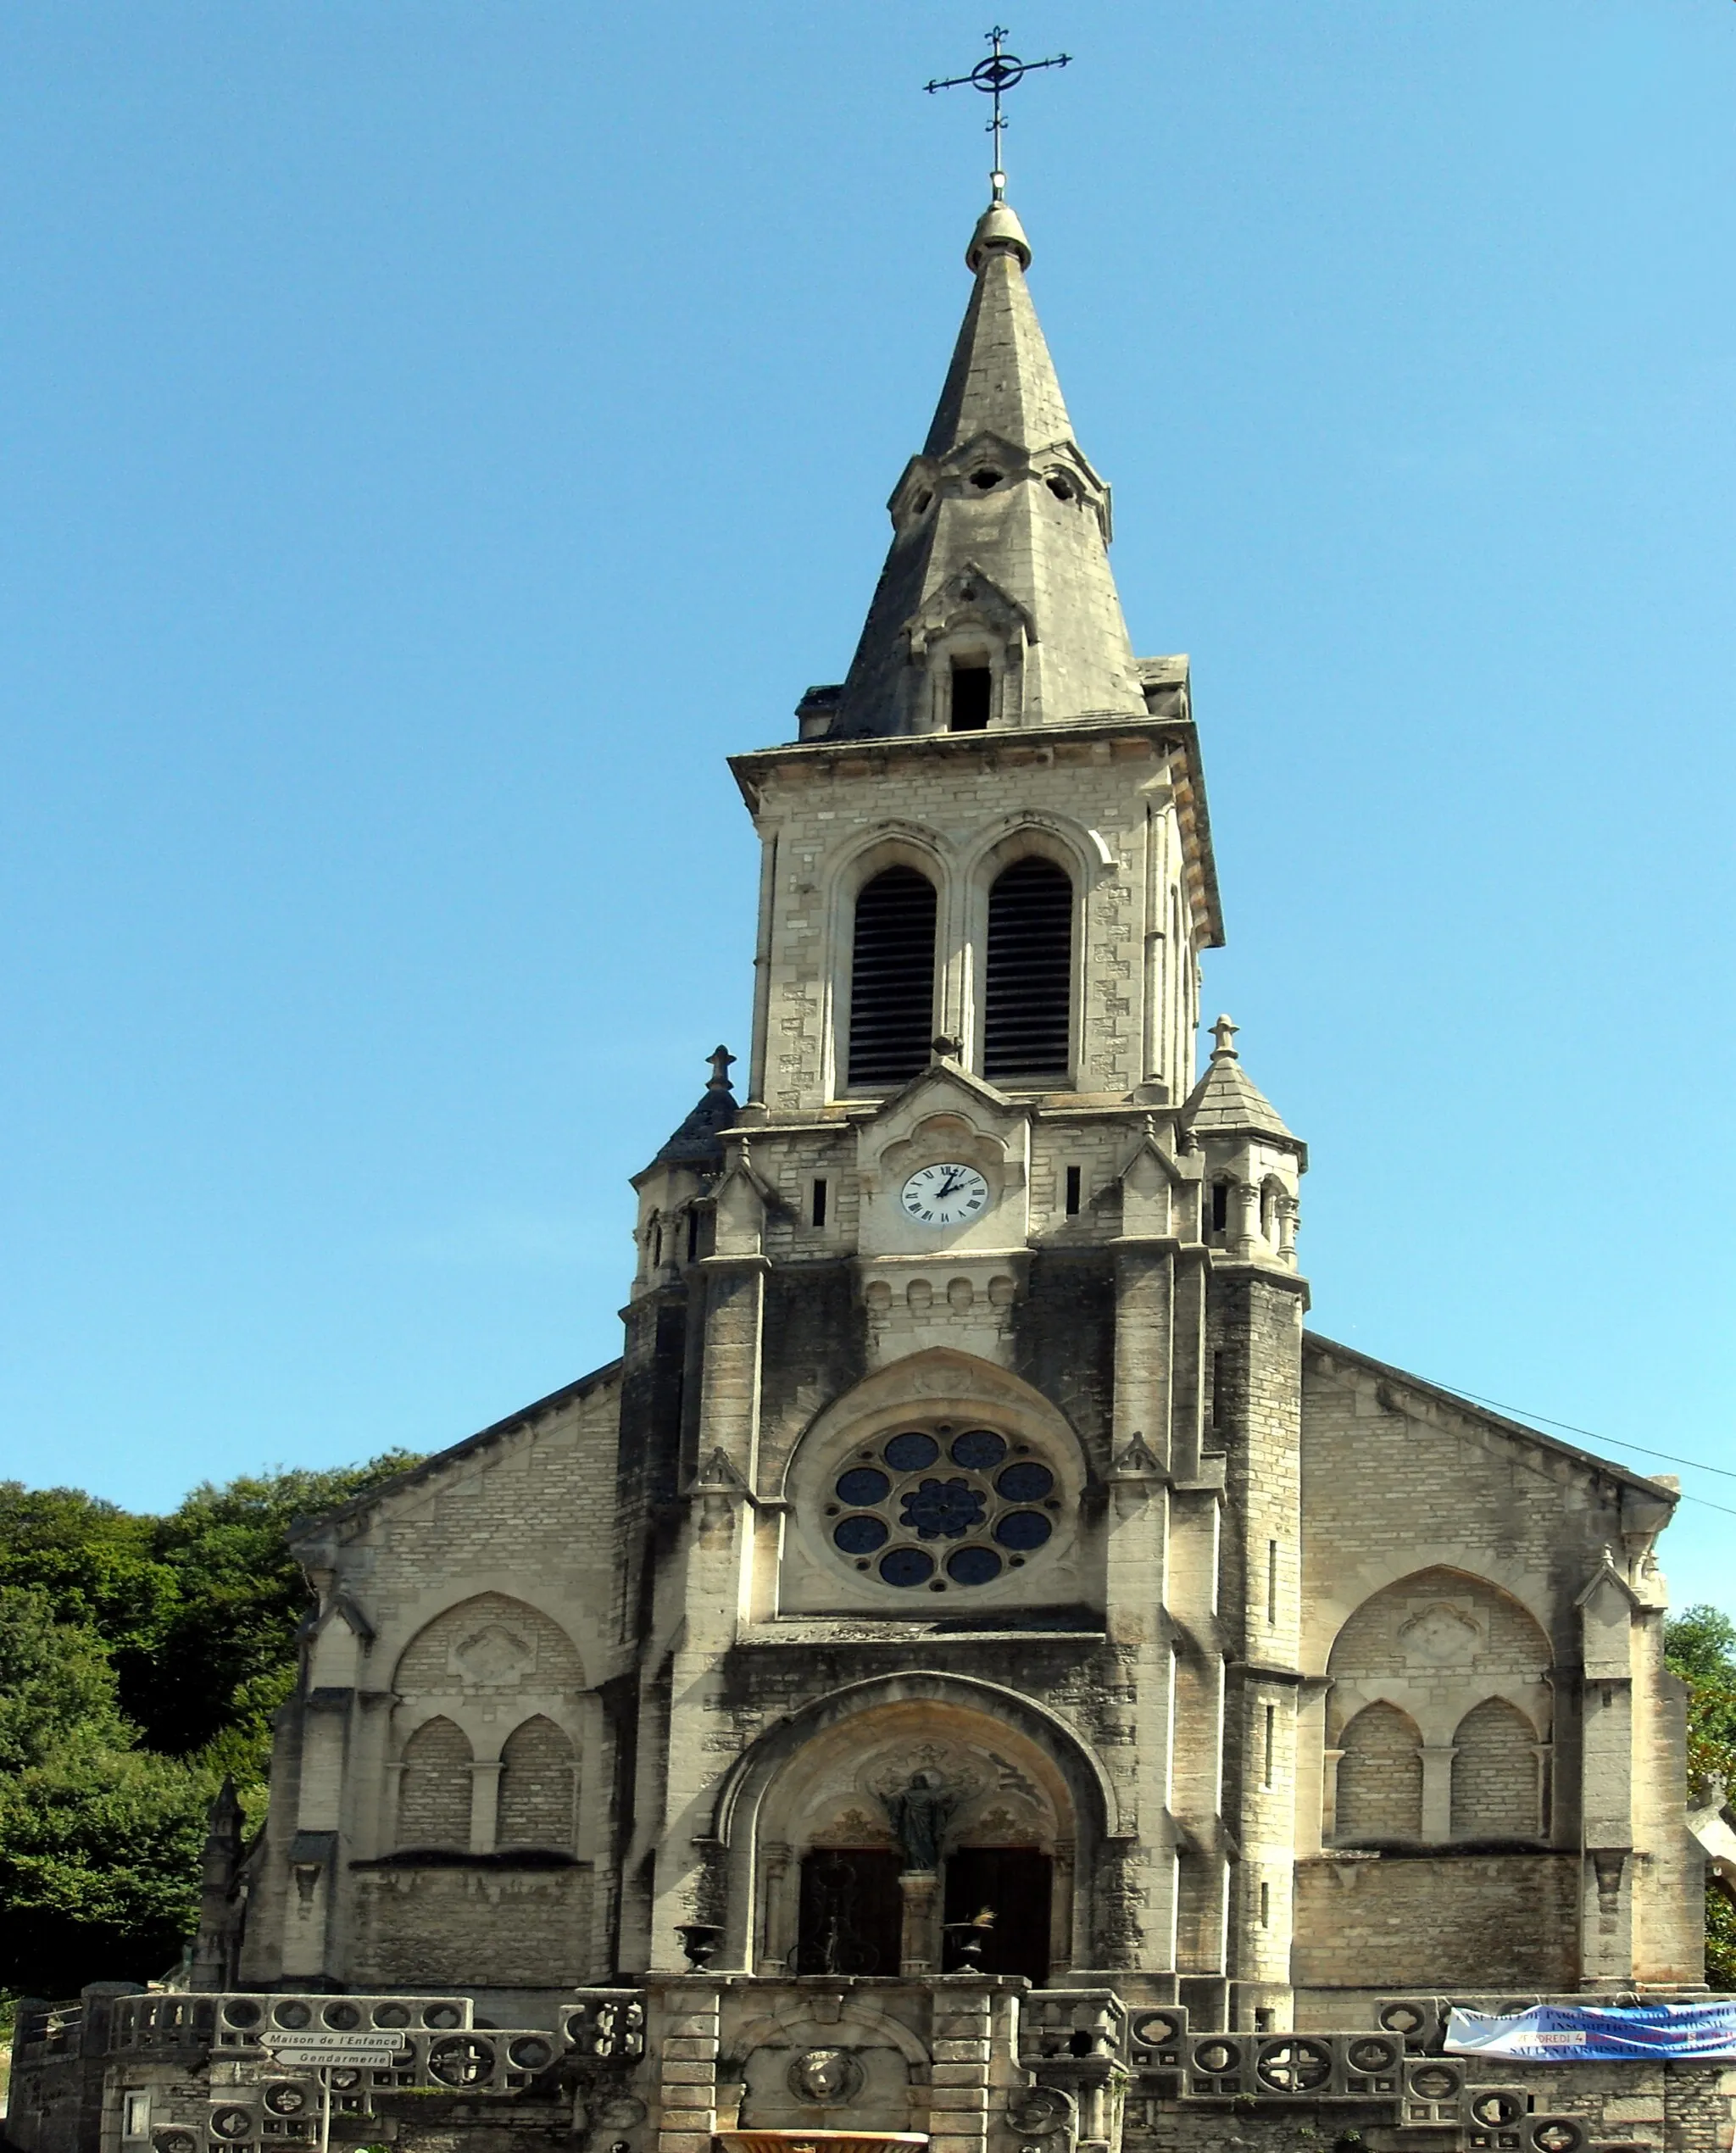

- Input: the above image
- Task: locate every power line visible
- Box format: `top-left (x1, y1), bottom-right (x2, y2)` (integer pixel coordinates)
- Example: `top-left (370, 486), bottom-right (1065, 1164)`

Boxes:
top-left (1424, 1378), bottom-right (1736, 1519)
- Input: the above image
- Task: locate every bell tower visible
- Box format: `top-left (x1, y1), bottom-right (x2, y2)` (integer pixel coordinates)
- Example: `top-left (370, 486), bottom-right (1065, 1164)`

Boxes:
top-left (612, 196), bottom-right (1309, 2028)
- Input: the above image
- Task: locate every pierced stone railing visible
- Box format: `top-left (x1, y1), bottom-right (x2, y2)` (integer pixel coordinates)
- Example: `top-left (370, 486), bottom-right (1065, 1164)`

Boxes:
top-left (563, 1989), bottom-right (649, 2062)
top-left (1018, 1990), bottom-right (1127, 2065)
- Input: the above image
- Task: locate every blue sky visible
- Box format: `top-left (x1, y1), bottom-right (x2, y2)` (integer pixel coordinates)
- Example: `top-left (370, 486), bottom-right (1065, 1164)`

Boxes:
top-left (1, 2), bottom-right (1732, 1611)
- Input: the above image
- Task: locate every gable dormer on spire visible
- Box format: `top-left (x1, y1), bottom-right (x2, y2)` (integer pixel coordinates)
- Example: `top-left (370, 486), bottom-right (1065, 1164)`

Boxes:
top-left (823, 202), bottom-right (1148, 740)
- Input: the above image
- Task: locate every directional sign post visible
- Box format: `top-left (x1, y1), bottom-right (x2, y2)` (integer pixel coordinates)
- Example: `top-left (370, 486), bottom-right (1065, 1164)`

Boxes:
top-left (258, 2033), bottom-right (408, 2153)
top-left (263, 2036), bottom-right (408, 2066)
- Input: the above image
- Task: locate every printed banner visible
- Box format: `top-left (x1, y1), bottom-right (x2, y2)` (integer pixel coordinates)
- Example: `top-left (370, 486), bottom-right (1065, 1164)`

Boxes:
top-left (1447, 2000), bottom-right (1736, 2063)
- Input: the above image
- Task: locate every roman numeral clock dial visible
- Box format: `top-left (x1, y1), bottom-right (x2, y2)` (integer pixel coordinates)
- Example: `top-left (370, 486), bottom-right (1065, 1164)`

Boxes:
top-left (900, 1162), bottom-right (990, 1227)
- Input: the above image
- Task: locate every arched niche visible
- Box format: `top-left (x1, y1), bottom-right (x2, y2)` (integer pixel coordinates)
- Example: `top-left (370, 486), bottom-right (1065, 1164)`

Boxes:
top-left (1451, 1695), bottom-right (1544, 1841)
top-left (1323, 1566), bottom-right (1555, 1846)
top-left (497, 1713), bottom-right (578, 1854)
top-left (387, 1588), bottom-right (590, 1848)
top-left (1326, 1565), bottom-right (1552, 1748)
top-left (1333, 1700), bottom-right (1423, 1844)
top-left (396, 1714), bottom-right (472, 1850)
top-left (392, 1589), bottom-right (587, 1699)
top-left (707, 1673), bottom-right (1120, 1981)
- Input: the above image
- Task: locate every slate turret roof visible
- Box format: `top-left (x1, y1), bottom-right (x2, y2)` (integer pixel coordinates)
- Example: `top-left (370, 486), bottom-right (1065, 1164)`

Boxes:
top-left (653, 1045), bottom-right (738, 1170)
top-left (1181, 1015), bottom-right (1296, 1141)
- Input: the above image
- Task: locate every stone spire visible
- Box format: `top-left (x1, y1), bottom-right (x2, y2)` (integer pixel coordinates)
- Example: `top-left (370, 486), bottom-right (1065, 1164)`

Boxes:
top-left (823, 202), bottom-right (1148, 740)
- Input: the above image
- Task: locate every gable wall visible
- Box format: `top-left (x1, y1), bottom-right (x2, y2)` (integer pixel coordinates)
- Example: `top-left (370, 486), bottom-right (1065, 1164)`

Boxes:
top-left (1295, 1341), bottom-right (1697, 2000)
top-left (246, 1369), bottom-right (626, 1996)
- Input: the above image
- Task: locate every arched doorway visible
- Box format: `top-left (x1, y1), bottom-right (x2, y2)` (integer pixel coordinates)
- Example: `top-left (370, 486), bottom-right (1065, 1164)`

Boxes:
top-left (744, 1694), bottom-right (1081, 1985)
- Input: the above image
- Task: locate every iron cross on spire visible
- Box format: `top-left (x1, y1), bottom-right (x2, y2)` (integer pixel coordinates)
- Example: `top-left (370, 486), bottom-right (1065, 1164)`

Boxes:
top-left (925, 26), bottom-right (1071, 204)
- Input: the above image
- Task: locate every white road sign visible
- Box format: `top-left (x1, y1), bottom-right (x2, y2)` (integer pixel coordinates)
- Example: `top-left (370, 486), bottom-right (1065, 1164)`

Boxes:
top-left (262, 2034), bottom-right (407, 2065)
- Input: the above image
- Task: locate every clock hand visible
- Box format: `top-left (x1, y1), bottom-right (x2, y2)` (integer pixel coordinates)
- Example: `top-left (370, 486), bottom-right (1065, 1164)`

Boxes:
top-left (935, 1169), bottom-right (965, 1199)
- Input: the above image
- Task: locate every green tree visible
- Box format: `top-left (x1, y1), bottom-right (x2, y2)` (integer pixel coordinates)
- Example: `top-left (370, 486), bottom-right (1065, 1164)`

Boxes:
top-left (1664, 1602), bottom-right (1736, 1989)
top-left (0, 1486), bottom-right (177, 1659)
top-left (122, 1455), bottom-right (420, 1761)
top-left (0, 1451), bottom-right (419, 2000)
top-left (0, 1588), bottom-right (214, 1995)
top-left (0, 1588), bottom-right (129, 1772)
top-left (0, 1737), bottom-right (217, 1996)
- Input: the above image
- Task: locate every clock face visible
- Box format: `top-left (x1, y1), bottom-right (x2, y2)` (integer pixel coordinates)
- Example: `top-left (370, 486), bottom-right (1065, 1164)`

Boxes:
top-left (900, 1161), bottom-right (990, 1227)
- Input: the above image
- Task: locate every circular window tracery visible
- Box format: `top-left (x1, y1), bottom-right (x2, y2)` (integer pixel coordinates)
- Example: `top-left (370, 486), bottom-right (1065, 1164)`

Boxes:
top-left (824, 1422), bottom-right (1060, 1590)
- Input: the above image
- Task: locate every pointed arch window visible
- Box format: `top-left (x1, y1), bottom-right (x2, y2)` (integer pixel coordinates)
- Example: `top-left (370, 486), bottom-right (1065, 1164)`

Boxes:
top-left (848, 866), bottom-right (938, 1086)
top-left (983, 857), bottom-right (1072, 1080)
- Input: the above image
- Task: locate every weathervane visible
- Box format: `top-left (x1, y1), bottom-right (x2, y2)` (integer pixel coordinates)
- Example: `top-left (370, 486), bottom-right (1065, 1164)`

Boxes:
top-left (926, 26), bottom-right (1072, 203)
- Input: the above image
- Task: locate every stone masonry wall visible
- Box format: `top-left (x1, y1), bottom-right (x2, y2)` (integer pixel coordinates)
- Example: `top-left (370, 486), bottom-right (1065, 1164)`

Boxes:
top-left (348, 1864), bottom-right (593, 1988)
top-left (1294, 1851), bottom-right (1579, 1991)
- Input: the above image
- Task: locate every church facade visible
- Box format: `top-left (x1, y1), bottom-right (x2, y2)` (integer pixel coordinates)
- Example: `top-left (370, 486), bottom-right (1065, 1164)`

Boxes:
top-left (242, 192), bottom-right (1704, 2027)
top-left (11, 196), bottom-right (1722, 2153)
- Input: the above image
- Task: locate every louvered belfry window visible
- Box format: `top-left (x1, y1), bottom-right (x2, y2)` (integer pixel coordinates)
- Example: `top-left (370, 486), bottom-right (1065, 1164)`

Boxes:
top-left (983, 857), bottom-right (1073, 1079)
top-left (848, 866), bottom-right (938, 1085)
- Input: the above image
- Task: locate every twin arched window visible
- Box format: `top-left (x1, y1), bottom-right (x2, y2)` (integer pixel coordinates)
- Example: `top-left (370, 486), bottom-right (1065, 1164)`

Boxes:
top-left (395, 1711), bottom-right (578, 1855)
top-left (846, 856), bottom-right (1073, 1088)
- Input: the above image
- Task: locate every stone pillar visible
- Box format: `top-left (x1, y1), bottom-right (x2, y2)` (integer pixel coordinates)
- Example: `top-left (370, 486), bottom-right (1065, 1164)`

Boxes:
top-left (899, 1869), bottom-right (939, 1976)
top-left (756, 1841), bottom-right (793, 1976)
top-left (929, 1983), bottom-right (995, 2153)
top-left (1419, 1744), bottom-right (1458, 1844)
top-left (1211, 1260), bottom-right (1306, 2028)
top-left (1104, 1237), bottom-right (1179, 1973)
top-left (651, 1239), bottom-right (768, 1970)
top-left (653, 1978), bottom-right (720, 2153)
top-left (469, 1759), bottom-right (502, 1855)
top-left (1232, 1181), bottom-right (1260, 1261)
top-left (1578, 1560), bottom-right (1640, 1986)
top-left (1321, 1747), bottom-right (1345, 1844)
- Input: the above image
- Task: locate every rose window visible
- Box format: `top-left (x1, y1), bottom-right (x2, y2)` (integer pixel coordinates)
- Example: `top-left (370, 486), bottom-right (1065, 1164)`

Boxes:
top-left (825, 1424), bottom-right (1060, 1589)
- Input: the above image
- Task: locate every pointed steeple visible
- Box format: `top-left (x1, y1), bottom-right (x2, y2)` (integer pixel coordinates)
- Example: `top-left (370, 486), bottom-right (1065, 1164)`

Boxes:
top-left (825, 203), bottom-right (1148, 740)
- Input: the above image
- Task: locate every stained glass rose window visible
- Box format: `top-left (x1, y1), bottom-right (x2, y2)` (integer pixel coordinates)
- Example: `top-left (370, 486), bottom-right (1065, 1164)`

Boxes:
top-left (824, 1424), bottom-right (1061, 1590)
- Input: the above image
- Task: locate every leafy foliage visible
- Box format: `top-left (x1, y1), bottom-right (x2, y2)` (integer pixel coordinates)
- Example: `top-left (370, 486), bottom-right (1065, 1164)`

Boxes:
top-left (0, 1453), bottom-right (418, 2000)
top-left (118, 1457), bottom-right (420, 1765)
top-left (1664, 1602), bottom-right (1736, 1989)
top-left (0, 1733), bottom-right (219, 1996)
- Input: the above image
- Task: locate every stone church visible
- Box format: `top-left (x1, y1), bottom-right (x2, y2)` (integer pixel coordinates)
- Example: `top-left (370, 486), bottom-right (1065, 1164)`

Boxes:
top-left (12, 193), bottom-right (1723, 2153)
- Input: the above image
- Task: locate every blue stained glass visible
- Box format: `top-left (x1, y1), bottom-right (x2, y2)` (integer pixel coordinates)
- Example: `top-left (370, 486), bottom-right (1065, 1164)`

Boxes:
top-left (995, 1460), bottom-right (1054, 1503)
top-left (947, 1544), bottom-right (1003, 1585)
top-left (884, 1431), bottom-right (939, 1471)
top-left (900, 1477), bottom-right (987, 1540)
top-left (993, 1509), bottom-right (1053, 1550)
top-left (836, 1466), bottom-right (891, 1507)
top-left (834, 1514), bottom-right (888, 1554)
top-left (949, 1428), bottom-right (1006, 1470)
top-left (880, 1545), bottom-right (935, 1587)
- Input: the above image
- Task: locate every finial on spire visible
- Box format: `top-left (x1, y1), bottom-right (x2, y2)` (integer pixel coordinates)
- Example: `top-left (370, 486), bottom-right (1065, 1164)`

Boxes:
top-left (925, 26), bottom-right (1071, 205)
top-left (707, 1045), bottom-right (736, 1092)
top-left (1210, 1015), bottom-right (1240, 1060)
